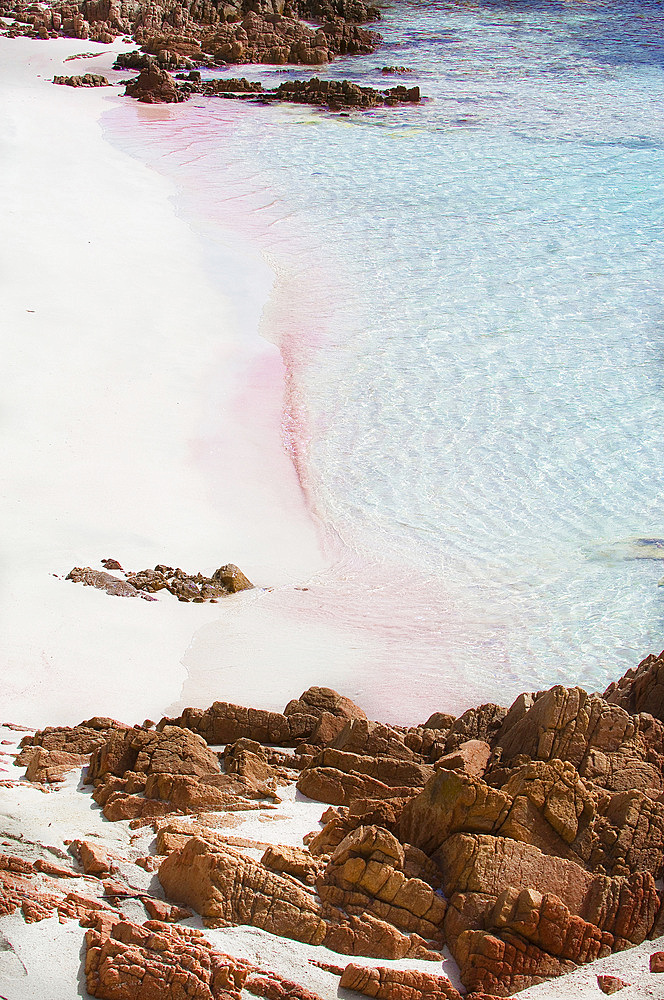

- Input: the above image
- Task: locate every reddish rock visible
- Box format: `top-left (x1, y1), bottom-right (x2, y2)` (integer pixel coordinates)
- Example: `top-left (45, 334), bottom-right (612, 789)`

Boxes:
top-left (297, 748), bottom-right (432, 806)
top-left (66, 566), bottom-right (145, 598)
top-left (53, 73), bottom-right (108, 86)
top-left (261, 844), bottom-right (323, 886)
top-left (159, 701), bottom-right (318, 746)
top-left (17, 717), bottom-right (128, 761)
top-left (71, 840), bottom-right (112, 876)
top-left (604, 649), bottom-right (664, 720)
top-left (434, 740), bottom-right (491, 778)
top-left (87, 725), bottom-right (220, 784)
top-left (330, 719), bottom-right (415, 760)
top-left (211, 563), bottom-right (253, 592)
top-left (495, 685), bottom-right (664, 793)
top-left (284, 687), bottom-right (366, 721)
top-left (24, 748), bottom-right (88, 783)
top-left (143, 897), bottom-right (192, 922)
top-left (597, 975), bottom-right (628, 994)
top-left (125, 65), bottom-right (186, 103)
top-left (158, 836), bottom-right (440, 960)
top-left (650, 950), bottom-right (664, 972)
top-left (339, 964), bottom-right (462, 999)
top-left (317, 825), bottom-right (446, 943)
top-left (445, 704), bottom-right (507, 752)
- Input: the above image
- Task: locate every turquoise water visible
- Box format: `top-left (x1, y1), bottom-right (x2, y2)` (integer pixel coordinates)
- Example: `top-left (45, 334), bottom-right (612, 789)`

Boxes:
top-left (108, 0), bottom-right (664, 713)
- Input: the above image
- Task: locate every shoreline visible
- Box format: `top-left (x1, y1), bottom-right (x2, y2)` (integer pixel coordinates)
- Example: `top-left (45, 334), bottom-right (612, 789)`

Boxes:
top-left (0, 34), bottom-right (332, 729)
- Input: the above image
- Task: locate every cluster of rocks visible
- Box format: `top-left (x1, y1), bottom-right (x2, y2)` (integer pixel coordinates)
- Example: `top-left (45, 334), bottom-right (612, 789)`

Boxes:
top-left (0, 0), bottom-right (379, 61)
top-left (9, 654), bottom-right (664, 997)
top-left (121, 61), bottom-right (421, 108)
top-left (53, 71), bottom-right (109, 84)
top-left (272, 77), bottom-right (420, 109)
top-left (3, 0), bottom-right (425, 111)
top-left (65, 560), bottom-right (253, 601)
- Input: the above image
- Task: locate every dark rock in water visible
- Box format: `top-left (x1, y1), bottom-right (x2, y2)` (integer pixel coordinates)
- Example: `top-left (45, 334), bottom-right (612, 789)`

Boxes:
top-left (52, 73), bottom-right (109, 87)
top-left (124, 65), bottom-right (186, 103)
top-left (381, 65), bottom-right (413, 74)
top-left (201, 77), bottom-right (263, 94)
top-left (272, 77), bottom-right (420, 109)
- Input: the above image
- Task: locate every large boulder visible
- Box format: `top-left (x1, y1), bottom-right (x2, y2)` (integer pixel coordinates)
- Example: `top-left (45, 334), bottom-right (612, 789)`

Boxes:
top-left (87, 725), bottom-right (220, 783)
top-left (124, 65), bottom-right (186, 103)
top-left (159, 700), bottom-right (319, 746)
top-left (494, 685), bottom-right (664, 793)
top-left (603, 649), bottom-right (664, 721)
top-left (339, 964), bottom-right (462, 1000)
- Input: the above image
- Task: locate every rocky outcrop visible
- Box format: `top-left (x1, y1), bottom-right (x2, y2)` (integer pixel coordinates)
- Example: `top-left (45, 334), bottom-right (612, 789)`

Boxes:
top-left (87, 725), bottom-right (221, 783)
top-left (159, 836), bottom-right (441, 960)
top-left (17, 716), bottom-right (130, 782)
top-left (160, 700), bottom-right (318, 746)
top-left (85, 915), bottom-right (327, 1000)
top-left (272, 78), bottom-right (420, 109)
top-left (9, 659), bottom-right (664, 998)
top-left (65, 566), bottom-right (150, 598)
top-left (297, 747), bottom-right (432, 806)
top-left (124, 63), bottom-right (186, 101)
top-left (285, 686), bottom-right (366, 721)
top-left (53, 73), bottom-right (109, 85)
top-left (445, 703), bottom-right (507, 753)
top-left (603, 649), bottom-right (664, 721)
top-left (438, 833), bottom-right (659, 994)
top-left (316, 826), bottom-right (446, 943)
top-left (65, 561), bottom-right (253, 601)
top-left (24, 748), bottom-right (89, 783)
top-left (494, 685), bottom-right (664, 793)
top-left (339, 964), bottom-right (463, 1000)
top-left (160, 687), bottom-right (364, 746)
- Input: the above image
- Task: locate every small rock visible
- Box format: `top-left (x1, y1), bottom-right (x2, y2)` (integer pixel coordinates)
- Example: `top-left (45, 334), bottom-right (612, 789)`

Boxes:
top-left (650, 951), bottom-right (664, 972)
top-left (597, 975), bottom-right (628, 994)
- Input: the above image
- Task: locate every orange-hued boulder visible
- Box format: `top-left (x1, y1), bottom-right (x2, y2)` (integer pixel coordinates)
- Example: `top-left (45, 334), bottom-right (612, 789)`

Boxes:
top-left (604, 649), bottom-right (664, 720)
top-left (159, 701), bottom-right (318, 747)
top-left (158, 836), bottom-right (440, 961)
top-left (339, 963), bottom-right (462, 1000)
top-left (88, 725), bottom-right (221, 783)
top-left (495, 685), bottom-right (664, 792)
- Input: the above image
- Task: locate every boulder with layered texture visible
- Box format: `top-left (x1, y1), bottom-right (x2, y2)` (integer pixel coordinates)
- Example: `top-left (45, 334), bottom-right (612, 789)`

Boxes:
top-left (87, 725), bottom-right (221, 783)
top-left (159, 701), bottom-right (318, 746)
top-left (158, 836), bottom-right (440, 960)
top-left (84, 916), bottom-right (326, 1000)
top-left (603, 649), bottom-right (664, 720)
top-left (495, 685), bottom-right (664, 792)
top-left (437, 832), bottom-right (659, 994)
top-left (297, 747), bottom-right (433, 806)
top-left (317, 825), bottom-right (446, 943)
top-left (339, 963), bottom-right (463, 1000)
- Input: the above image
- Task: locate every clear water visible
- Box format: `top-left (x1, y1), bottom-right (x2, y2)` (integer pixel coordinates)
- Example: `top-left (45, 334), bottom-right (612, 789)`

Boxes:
top-left (107, 0), bottom-right (664, 716)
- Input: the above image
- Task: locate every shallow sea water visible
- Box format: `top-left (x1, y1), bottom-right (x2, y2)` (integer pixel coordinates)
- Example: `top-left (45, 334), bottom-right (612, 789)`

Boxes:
top-left (107, 0), bottom-right (664, 717)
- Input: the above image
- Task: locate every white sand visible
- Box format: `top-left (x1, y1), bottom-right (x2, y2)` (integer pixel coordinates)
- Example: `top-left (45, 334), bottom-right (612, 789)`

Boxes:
top-left (0, 33), bottom-right (352, 731)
